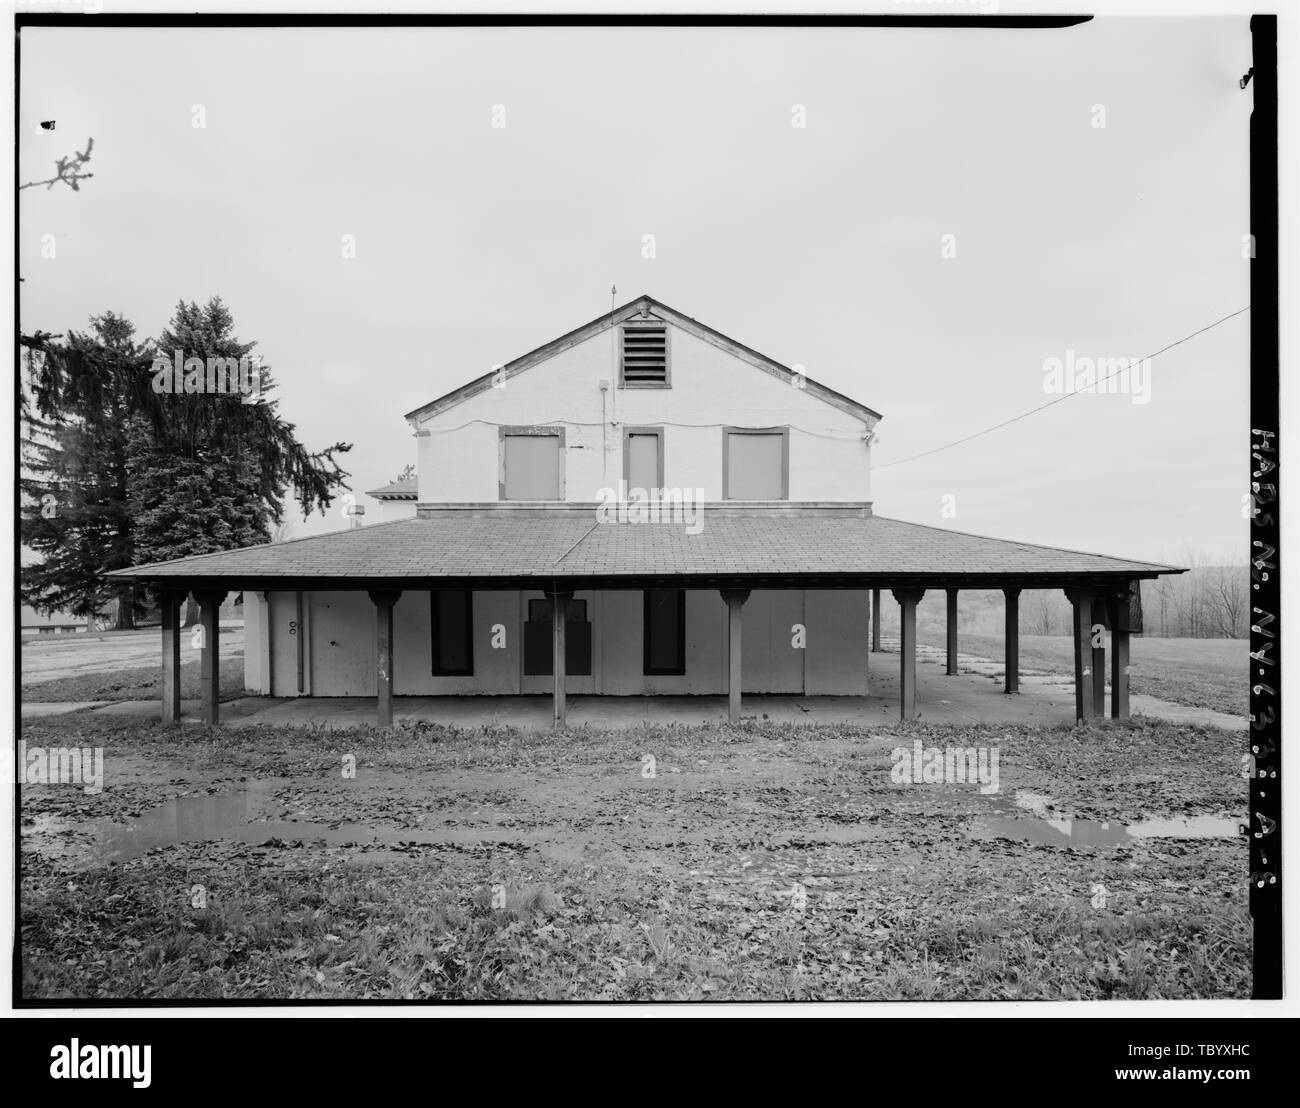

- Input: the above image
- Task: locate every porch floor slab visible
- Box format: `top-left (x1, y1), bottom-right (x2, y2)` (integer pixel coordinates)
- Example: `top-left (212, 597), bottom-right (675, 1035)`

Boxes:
top-left (23, 646), bottom-right (1243, 732)
top-left (207, 650), bottom-right (1239, 731)
top-left (216, 692), bottom-right (1044, 731)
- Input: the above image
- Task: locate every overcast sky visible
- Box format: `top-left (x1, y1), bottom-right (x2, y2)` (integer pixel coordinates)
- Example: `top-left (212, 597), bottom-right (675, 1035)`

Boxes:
top-left (18, 17), bottom-right (1251, 565)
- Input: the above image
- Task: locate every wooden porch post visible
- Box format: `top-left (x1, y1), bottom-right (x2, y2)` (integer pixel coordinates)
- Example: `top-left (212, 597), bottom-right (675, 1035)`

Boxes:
top-left (1108, 589), bottom-right (1131, 719)
top-left (945, 588), bottom-right (958, 675)
top-left (196, 590), bottom-right (226, 725)
top-left (1090, 595), bottom-right (1108, 716)
top-left (160, 588), bottom-right (184, 725)
top-left (257, 591), bottom-right (274, 697)
top-left (369, 590), bottom-right (401, 728)
top-left (893, 588), bottom-right (924, 720)
top-left (1068, 588), bottom-right (1097, 722)
top-left (871, 588), bottom-right (881, 652)
top-left (295, 590), bottom-right (306, 694)
top-left (549, 590), bottom-right (572, 729)
top-left (720, 589), bottom-right (750, 723)
top-left (1003, 587), bottom-right (1021, 694)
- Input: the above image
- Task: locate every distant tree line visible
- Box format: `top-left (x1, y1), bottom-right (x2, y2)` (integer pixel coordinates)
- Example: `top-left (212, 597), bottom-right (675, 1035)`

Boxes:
top-left (874, 557), bottom-right (1249, 641)
top-left (1145, 562), bottom-right (1249, 639)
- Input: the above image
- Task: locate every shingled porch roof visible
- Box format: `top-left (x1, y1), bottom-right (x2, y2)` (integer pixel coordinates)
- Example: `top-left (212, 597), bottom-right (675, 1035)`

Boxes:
top-left (107, 513), bottom-right (1179, 591)
top-left (363, 477), bottom-right (418, 501)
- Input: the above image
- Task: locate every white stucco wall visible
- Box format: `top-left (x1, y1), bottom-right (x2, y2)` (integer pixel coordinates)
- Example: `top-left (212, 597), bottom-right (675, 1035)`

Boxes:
top-left (414, 324), bottom-right (874, 503)
top-left (245, 587), bottom-right (869, 697)
top-left (364, 499), bottom-right (419, 524)
top-left (243, 591), bottom-right (268, 693)
top-left (241, 313), bottom-right (880, 702)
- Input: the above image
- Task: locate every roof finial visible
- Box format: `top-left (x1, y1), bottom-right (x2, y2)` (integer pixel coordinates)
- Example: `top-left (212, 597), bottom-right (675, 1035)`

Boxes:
top-left (610, 284), bottom-right (616, 314)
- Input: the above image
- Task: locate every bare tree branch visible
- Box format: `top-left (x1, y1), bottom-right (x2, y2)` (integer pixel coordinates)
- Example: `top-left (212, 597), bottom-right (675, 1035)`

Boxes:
top-left (20, 137), bottom-right (95, 192)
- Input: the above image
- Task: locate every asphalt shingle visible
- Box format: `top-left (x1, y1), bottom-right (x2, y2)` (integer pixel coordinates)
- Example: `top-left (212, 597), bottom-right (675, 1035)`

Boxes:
top-left (107, 514), bottom-right (1178, 581)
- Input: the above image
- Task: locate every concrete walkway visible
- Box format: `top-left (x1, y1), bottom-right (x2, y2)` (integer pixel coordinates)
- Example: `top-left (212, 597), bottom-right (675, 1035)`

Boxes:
top-left (21, 641), bottom-right (1245, 732)
top-left (20, 701), bottom-right (112, 718)
top-left (21, 627), bottom-right (244, 684)
top-left (905, 639), bottom-right (1244, 732)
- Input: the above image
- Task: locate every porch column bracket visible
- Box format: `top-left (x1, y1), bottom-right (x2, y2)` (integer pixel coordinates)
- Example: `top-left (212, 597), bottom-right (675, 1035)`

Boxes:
top-left (892, 588), bottom-right (925, 721)
top-left (719, 590), bottom-right (750, 724)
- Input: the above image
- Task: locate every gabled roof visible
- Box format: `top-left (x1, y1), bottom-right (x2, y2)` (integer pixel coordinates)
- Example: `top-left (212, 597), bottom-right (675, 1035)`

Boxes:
top-left (107, 513), bottom-right (1179, 589)
top-left (403, 295), bottom-right (883, 426)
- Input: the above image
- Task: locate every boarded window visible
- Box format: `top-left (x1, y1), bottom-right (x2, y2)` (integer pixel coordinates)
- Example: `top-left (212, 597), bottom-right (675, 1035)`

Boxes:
top-left (503, 434), bottom-right (561, 500)
top-left (626, 431), bottom-right (661, 495)
top-left (431, 590), bottom-right (473, 676)
top-left (524, 598), bottom-right (592, 676)
top-left (725, 431), bottom-right (786, 500)
top-left (528, 599), bottom-right (587, 622)
top-left (621, 323), bottom-right (668, 385)
top-left (644, 589), bottom-right (686, 675)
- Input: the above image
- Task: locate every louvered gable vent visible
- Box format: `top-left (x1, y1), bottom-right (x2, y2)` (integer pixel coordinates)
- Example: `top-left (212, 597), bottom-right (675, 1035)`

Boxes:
top-left (621, 321), bottom-right (668, 385)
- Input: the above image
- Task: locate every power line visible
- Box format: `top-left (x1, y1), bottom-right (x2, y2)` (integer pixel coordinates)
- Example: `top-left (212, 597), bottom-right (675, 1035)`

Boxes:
top-left (870, 305), bottom-right (1252, 472)
top-left (422, 416), bottom-right (865, 442)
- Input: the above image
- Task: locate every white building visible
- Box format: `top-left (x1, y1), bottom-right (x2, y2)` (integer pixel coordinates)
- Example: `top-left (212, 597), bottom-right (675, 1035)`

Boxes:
top-left (113, 295), bottom-right (1177, 727)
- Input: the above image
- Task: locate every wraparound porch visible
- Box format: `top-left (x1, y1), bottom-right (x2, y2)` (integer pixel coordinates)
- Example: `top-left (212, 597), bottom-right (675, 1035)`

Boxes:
top-left (153, 580), bottom-right (1144, 730)
top-left (107, 510), bottom-right (1177, 732)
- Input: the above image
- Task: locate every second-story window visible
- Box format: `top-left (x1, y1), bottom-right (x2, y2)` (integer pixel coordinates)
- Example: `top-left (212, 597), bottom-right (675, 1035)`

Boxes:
top-left (500, 427), bottom-right (564, 500)
top-left (620, 321), bottom-right (669, 386)
top-left (723, 427), bottom-right (789, 500)
top-left (623, 427), bottom-right (664, 495)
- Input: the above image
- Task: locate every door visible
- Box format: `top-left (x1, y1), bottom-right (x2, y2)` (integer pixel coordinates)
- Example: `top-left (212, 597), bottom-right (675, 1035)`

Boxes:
top-left (308, 592), bottom-right (376, 696)
top-left (739, 590), bottom-right (804, 694)
top-left (520, 592), bottom-right (596, 694)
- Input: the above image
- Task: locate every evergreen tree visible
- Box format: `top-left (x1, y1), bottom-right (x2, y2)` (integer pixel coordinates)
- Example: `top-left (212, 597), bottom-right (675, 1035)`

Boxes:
top-left (21, 313), bottom-right (144, 627)
top-left (21, 299), bottom-right (351, 628)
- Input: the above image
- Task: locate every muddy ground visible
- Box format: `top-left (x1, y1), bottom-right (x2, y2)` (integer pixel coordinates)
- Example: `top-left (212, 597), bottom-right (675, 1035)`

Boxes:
top-left (19, 714), bottom-right (1250, 1002)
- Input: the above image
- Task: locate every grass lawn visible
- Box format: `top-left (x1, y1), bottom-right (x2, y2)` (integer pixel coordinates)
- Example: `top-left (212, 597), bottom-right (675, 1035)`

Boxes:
top-left (21, 656), bottom-right (247, 704)
top-left (917, 631), bottom-right (1247, 717)
top-left (20, 712), bottom-right (1249, 1002)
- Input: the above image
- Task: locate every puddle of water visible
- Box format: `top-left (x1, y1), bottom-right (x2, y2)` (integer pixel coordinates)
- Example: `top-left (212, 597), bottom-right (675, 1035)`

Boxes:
top-left (1123, 816), bottom-right (1240, 840)
top-left (974, 789), bottom-right (1237, 847)
top-left (80, 777), bottom-right (1239, 863)
top-left (89, 780), bottom-right (529, 862)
